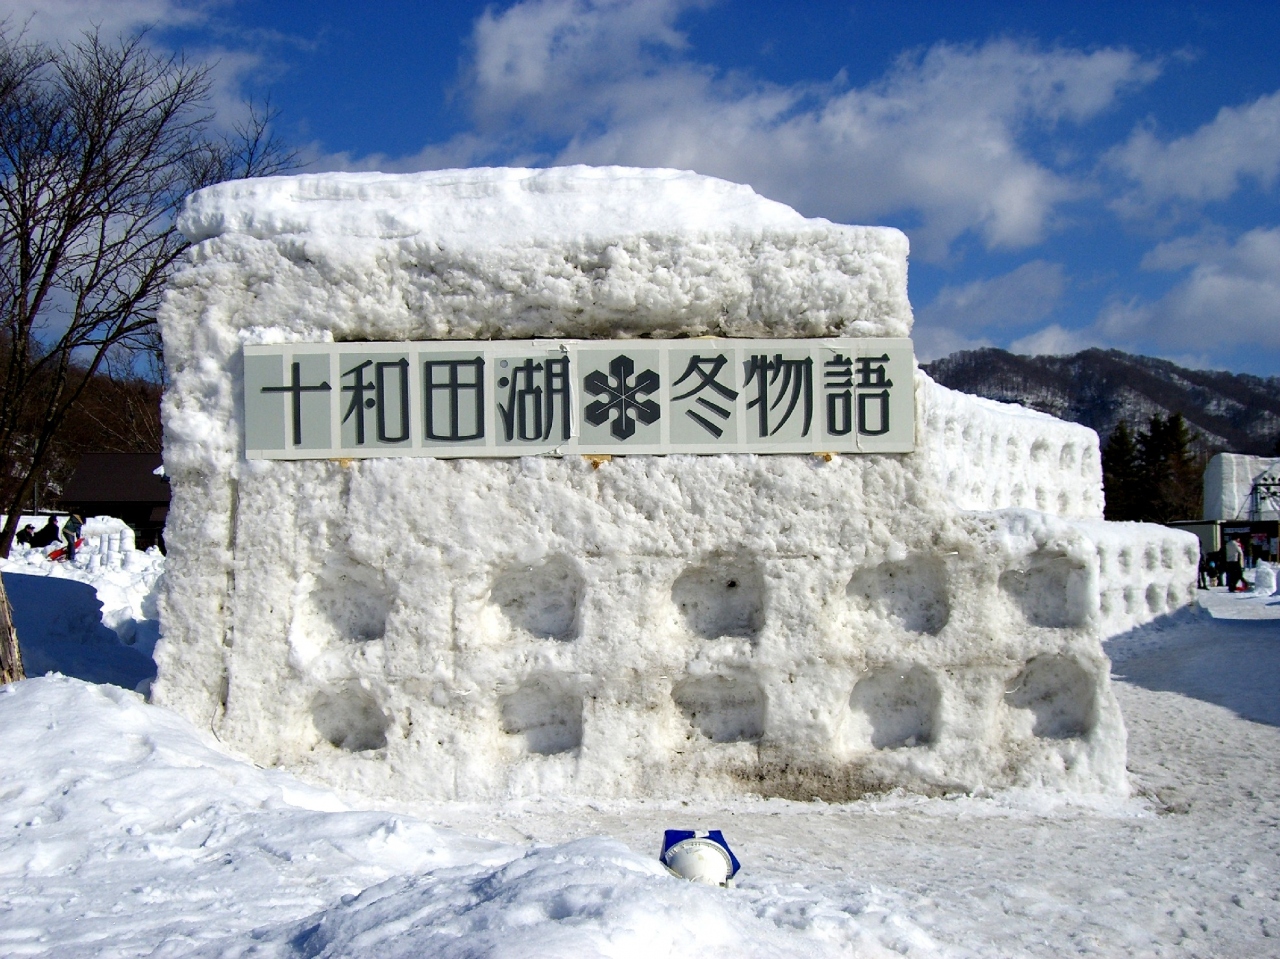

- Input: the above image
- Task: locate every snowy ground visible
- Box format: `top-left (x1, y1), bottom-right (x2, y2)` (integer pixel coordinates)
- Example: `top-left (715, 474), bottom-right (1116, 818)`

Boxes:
top-left (2, 550), bottom-right (1278, 957)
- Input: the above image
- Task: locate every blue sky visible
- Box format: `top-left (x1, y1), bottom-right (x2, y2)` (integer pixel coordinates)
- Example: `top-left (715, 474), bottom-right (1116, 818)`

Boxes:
top-left (12, 1), bottom-right (1280, 375)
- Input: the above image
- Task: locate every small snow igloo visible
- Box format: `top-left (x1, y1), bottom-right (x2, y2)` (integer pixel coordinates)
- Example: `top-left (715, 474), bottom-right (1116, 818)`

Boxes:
top-left (153, 167), bottom-right (1197, 801)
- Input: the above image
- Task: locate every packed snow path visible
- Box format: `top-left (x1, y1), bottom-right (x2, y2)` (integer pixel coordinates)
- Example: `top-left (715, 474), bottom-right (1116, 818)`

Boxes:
top-left (1, 553), bottom-right (1278, 956)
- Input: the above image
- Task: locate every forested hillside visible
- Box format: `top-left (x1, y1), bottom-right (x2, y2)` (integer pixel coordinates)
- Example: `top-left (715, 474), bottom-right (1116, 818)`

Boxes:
top-left (0, 347), bottom-right (161, 513)
top-left (923, 348), bottom-right (1280, 455)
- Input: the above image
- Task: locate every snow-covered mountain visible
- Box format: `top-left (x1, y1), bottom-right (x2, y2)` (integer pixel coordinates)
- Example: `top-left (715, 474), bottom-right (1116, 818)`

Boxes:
top-left (923, 348), bottom-right (1280, 454)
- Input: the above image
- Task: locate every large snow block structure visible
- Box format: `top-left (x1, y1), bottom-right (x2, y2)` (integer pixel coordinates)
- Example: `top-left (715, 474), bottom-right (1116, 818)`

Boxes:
top-left (1203, 453), bottom-right (1280, 521)
top-left (153, 167), bottom-right (1197, 801)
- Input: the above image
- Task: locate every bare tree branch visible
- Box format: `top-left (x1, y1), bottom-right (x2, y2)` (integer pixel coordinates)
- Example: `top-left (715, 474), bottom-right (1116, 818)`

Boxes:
top-left (0, 27), bottom-right (296, 556)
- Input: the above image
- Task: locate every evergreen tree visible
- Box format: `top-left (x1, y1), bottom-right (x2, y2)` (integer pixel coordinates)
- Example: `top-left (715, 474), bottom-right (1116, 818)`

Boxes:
top-left (1138, 413), bottom-right (1202, 522)
top-left (1102, 414), bottom-right (1204, 523)
top-left (1102, 419), bottom-right (1142, 520)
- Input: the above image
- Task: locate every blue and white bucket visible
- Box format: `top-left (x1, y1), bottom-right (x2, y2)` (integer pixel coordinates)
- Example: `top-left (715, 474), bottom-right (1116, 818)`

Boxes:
top-left (660, 830), bottom-right (740, 887)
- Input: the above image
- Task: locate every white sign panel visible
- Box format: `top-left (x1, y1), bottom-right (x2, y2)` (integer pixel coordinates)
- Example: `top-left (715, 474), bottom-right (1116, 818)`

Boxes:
top-left (243, 338), bottom-right (915, 459)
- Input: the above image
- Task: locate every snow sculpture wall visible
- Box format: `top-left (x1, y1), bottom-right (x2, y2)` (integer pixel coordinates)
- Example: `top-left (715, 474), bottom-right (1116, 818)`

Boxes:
top-left (153, 167), bottom-right (1196, 802)
top-left (918, 383), bottom-right (1104, 518)
top-left (1203, 453), bottom-right (1280, 521)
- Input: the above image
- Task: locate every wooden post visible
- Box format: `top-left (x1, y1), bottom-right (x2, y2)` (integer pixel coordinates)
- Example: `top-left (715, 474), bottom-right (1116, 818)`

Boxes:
top-left (0, 575), bottom-right (24, 684)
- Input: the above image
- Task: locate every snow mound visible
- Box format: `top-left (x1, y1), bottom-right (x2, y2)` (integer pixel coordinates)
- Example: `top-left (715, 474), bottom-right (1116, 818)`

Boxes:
top-left (179, 166), bottom-right (814, 244)
top-left (154, 167), bottom-right (1197, 803)
top-left (168, 167), bottom-right (911, 344)
top-left (198, 838), bottom-right (900, 959)
top-left (2, 530), bottom-right (165, 689)
top-left (0, 676), bottom-right (938, 958)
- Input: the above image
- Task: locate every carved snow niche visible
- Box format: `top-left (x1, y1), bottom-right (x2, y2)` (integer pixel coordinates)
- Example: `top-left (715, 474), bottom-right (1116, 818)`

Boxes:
top-left (844, 664), bottom-right (940, 751)
top-left (847, 557), bottom-right (949, 635)
top-left (1003, 655), bottom-right (1097, 740)
top-left (293, 556), bottom-right (392, 645)
top-left (490, 556), bottom-right (584, 640)
top-left (312, 682), bottom-right (390, 752)
top-left (500, 677), bottom-right (583, 755)
top-left (672, 561), bottom-right (765, 639)
top-left (1000, 551), bottom-right (1089, 629)
top-left (674, 674), bottom-right (765, 743)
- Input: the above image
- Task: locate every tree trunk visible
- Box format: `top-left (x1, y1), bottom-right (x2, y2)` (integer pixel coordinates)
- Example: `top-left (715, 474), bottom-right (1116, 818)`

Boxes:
top-left (0, 573), bottom-right (23, 684)
top-left (0, 467), bottom-right (39, 558)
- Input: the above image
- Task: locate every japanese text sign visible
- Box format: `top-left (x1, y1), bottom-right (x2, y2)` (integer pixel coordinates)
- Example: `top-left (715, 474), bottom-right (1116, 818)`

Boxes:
top-left (243, 338), bottom-right (915, 459)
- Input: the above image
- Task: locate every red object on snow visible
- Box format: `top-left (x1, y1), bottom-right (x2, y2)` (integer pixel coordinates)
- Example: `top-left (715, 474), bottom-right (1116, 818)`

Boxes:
top-left (48, 538), bottom-right (85, 562)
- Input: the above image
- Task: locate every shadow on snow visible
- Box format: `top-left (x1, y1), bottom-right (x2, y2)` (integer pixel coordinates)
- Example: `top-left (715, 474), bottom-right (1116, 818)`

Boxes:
top-left (1109, 608), bottom-right (1280, 728)
top-left (3, 570), bottom-right (155, 692)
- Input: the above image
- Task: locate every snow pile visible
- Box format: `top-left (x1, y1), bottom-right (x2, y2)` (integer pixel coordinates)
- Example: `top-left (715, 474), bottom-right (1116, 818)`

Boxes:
top-left (173, 166), bottom-right (911, 346)
top-left (4, 518), bottom-right (162, 646)
top-left (154, 167), bottom-right (1196, 803)
top-left (180, 166), bottom-right (814, 244)
top-left (5, 588), bottom-right (1280, 957)
top-left (1, 536), bottom-right (164, 690)
top-left (1252, 562), bottom-right (1278, 595)
top-left (0, 677), bottom-right (937, 959)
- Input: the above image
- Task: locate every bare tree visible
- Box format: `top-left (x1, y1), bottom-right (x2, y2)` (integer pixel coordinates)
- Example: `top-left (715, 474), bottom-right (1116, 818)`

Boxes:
top-left (0, 28), bottom-right (294, 559)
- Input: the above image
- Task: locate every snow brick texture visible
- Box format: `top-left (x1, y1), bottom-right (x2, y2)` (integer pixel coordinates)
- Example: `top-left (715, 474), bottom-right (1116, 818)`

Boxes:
top-left (153, 167), bottom-right (1196, 802)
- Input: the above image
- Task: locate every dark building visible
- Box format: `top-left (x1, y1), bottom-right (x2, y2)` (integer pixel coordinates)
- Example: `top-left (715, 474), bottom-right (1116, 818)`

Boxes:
top-left (58, 452), bottom-right (170, 551)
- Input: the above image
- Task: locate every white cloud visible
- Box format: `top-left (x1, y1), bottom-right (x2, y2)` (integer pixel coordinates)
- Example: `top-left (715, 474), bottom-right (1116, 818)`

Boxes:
top-left (466, 0), bottom-right (700, 132)
top-left (396, 0), bottom-right (1158, 260)
top-left (0, 0), bottom-right (202, 45)
top-left (1098, 227), bottom-right (1280, 352)
top-left (912, 326), bottom-right (995, 364)
top-left (1009, 323), bottom-right (1097, 356)
top-left (1108, 89), bottom-right (1280, 212)
top-left (913, 260), bottom-right (1072, 360)
top-left (190, 45), bottom-right (273, 130)
top-left (916, 260), bottom-right (1067, 333)
top-left (0, 2), bottom-right (278, 135)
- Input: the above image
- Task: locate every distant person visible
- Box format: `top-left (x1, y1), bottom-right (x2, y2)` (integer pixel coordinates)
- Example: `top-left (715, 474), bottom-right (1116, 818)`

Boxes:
top-left (1204, 550), bottom-right (1222, 588)
top-left (62, 513), bottom-right (83, 562)
top-left (15, 523), bottom-right (35, 546)
top-left (28, 516), bottom-right (59, 549)
top-left (1224, 537), bottom-right (1245, 592)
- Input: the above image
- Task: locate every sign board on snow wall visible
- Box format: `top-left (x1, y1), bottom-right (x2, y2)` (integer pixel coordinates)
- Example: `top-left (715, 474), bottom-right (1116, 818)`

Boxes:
top-left (244, 337), bottom-right (915, 459)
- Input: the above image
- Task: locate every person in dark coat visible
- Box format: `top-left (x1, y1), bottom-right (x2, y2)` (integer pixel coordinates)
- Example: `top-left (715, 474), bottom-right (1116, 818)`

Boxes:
top-left (28, 516), bottom-right (59, 549)
top-left (62, 513), bottom-right (83, 562)
top-left (15, 524), bottom-right (35, 546)
top-left (1204, 550), bottom-right (1222, 587)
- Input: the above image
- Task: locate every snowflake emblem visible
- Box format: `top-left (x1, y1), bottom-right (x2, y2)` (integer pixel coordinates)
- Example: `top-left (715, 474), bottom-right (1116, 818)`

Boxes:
top-left (584, 354), bottom-right (661, 440)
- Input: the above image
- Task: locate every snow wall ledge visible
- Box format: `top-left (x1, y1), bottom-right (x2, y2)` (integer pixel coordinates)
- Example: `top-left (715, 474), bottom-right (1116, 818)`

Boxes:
top-left (152, 167), bottom-right (1197, 802)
